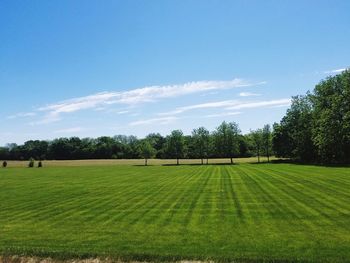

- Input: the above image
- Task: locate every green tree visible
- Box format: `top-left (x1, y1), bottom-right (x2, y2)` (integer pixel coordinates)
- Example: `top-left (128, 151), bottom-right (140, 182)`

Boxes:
top-left (192, 127), bottom-right (210, 164)
top-left (262, 124), bottom-right (272, 162)
top-left (145, 133), bottom-right (166, 158)
top-left (140, 140), bottom-right (156, 166)
top-left (311, 70), bottom-right (350, 163)
top-left (213, 121), bottom-right (240, 164)
top-left (165, 130), bottom-right (185, 165)
top-left (250, 129), bottom-right (263, 163)
top-left (28, 158), bottom-right (35, 168)
top-left (272, 95), bottom-right (315, 162)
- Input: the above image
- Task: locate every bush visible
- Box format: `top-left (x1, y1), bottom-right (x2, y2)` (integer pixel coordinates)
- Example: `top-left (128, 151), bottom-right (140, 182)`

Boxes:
top-left (28, 158), bottom-right (35, 168)
top-left (2, 161), bottom-right (7, 168)
top-left (38, 161), bottom-right (42, 168)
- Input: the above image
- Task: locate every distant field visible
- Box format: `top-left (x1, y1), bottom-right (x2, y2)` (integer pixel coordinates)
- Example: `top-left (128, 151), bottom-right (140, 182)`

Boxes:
top-left (2, 157), bottom-right (276, 167)
top-left (1, 163), bottom-right (349, 262)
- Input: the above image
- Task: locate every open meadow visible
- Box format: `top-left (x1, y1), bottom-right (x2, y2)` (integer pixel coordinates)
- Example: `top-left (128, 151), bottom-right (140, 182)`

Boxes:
top-left (0, 161), bottom-right (350, 262)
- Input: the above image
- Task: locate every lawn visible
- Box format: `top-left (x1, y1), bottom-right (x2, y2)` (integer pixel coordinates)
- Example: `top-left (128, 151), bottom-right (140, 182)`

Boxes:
top-left (0, 163), bottom-right (349, 262)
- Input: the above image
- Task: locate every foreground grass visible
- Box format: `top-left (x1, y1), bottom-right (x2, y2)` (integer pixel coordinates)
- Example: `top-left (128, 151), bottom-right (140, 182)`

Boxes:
top-left (0, 163), bottom-right (349, 262)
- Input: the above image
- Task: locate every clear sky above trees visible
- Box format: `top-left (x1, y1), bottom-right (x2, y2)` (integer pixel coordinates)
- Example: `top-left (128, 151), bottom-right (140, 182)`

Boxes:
top-left (1, 1), bottom-right (349, 145)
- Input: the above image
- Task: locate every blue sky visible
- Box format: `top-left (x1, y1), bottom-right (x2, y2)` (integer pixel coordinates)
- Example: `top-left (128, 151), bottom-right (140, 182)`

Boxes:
top-left (1, 0), bottom-right (349, 145)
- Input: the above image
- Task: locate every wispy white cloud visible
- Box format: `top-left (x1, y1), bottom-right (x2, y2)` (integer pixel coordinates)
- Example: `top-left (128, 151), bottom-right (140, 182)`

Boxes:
top-left (116, 110), bottom-right (130, 115)
top-left (225, 99), bottom-right (291, 110)
top-left (34, 78), bottom-right (263, 124)
top-left (239, 92), bottom-right (261, 97)
top-left (54, 127), bottom-right (84, 134)
top-left (160, 98), bottom-right (291, 116)
top-left (205, 112), bottom-right (242, 118)
top-left (324, 68), bottom-right (347, 74)
top-left (29, 112), bottom-right (62, 125)
top-left (7, 112), bottom-right (36, 119)
top-left (159, 100), bottom-right (239, 115)
top-left (129, 116), bottom-right (179, 126)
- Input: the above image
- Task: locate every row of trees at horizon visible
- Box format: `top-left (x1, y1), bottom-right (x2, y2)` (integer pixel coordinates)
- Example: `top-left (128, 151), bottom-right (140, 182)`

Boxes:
top-left (0, 122), bottom-right (273, 165)
top-left (1, 70), bottom-right (349, 165)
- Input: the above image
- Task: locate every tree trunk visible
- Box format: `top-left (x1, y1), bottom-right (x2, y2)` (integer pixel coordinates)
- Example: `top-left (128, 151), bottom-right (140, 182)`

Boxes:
top-left (201, 158), bottom-right (203, 165)
top-left (230, 157), bottom-right (233, 164)
top-left (145, 158), bottom-right (148, 166)
top-left (177, 158), bottom-right (179, 165)
top-left (206, 158), bottom-right (209, 165)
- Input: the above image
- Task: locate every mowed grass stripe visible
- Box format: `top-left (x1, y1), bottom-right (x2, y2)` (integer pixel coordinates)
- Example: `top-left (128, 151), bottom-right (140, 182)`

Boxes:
top-left (247, 165), bottom-right (340, 223)
top-left (95, 167), bottom-right (187, 225)
top-left (1, 164), bottom-right (350, 262)
top-left (266, 165), bottom-right (350, 200)
top-left (154, 166), bottom-right (210, 227)
top-left (129, 166), bottom-right (204, 226)
top-left (252, 165), bottom-right (350, 221)
top-left (234, 164), bottom-right (308, 241)
top-left (236, 165), bottom-right (326, 241)
top-left (248, 165), bottom-right (350, 241)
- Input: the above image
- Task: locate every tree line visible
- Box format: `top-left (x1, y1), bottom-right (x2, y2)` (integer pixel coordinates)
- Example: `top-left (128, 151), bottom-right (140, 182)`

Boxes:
top-left (1, 70), bottom-right (348, 165)
top-left (0, 122), bottom-right (272, 165)
top-left (273, 69), bottom-right (350, 164)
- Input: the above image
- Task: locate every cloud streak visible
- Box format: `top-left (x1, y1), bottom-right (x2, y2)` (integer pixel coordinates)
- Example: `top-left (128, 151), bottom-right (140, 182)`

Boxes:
top-left (205, 112), bottom-right (242, 118)
top-left (35, 78), bottom-right (262, 123)
top-left (7, 112), bottom-right (36, 119)
top-left (160, 98), bottom-right (291, 116)
top-left (239, 92), bottom-right (261, 97)
top-left (324, 68), bottom-right (347, 74)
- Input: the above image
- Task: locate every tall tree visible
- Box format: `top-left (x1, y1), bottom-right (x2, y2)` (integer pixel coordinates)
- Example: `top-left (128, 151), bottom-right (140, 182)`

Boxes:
top-left (262, 124), bottom-right (272, 162)
top-left (192, 127), bottom-right (210, 164)
top-left (250, 129), bottom-right (263, 163)
top-left (311, 70), bottom-right (350, 163)
top-left (145, 133), bottom-right (166, 158)
top-left (139, 140), bottom-right (156, 166)
top-left (272, 95), bottom-right (315, 162)
top-left (213, 121), bottom-right (240, 164)
top-left (165, 130), bottom-right (185, 165)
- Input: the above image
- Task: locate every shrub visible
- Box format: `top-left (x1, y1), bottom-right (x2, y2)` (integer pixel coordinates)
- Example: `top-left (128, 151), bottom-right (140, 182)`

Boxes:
top-left (2, 161), bottom-right (7, 168)
top-left (38, 161), bottom-right (42, 168)
top-left (28, 158), bottom-right (35, 168)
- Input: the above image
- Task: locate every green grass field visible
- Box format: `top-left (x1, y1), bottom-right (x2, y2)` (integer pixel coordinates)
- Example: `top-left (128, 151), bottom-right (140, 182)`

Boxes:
top-left (1, 162), bottom-right (350, 262)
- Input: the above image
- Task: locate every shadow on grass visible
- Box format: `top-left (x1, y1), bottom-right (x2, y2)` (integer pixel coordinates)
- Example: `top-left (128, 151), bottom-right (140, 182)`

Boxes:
top-left (269, 158), bottom-right (350, 168)
top-left (132, 158), bottom-right (350, 168)
top-left (161, 163), bottom-right (238, 166)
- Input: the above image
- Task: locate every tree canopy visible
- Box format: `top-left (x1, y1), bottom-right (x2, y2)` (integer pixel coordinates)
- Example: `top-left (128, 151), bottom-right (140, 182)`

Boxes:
top-left (273, 69), bottom-right (350, 164)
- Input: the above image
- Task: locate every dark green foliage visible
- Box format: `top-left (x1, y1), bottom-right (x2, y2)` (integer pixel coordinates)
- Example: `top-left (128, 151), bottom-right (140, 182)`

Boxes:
top-left (262, 124), bottom-right (272, 162)
top-left (145, 133), bottom-right (166, 158)
top-left (0, 128), bottom-right (254, 162)
top-left (191, 127), bottom-right (210, 164)
top-left (164, 130), bottom-right (185, 165)
top-left (273, 70), bottom-right (350, 163)
top-left (139, 140), bottom-right (156, 166)
top-left (38, 161), bottom-right (42, 168)
top-left (28, 158), bottom-right (35, 168)
top-left (213, 121), bottom-right (240, 164)
top-left (311, 70), bottom-right (350, 163)
top-left (249, 128), bottom-right (263, 162)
